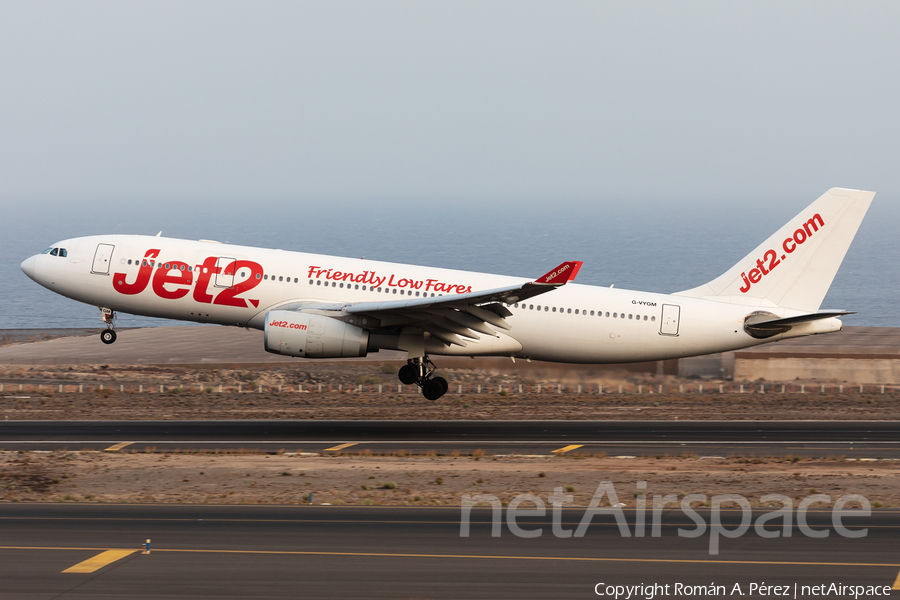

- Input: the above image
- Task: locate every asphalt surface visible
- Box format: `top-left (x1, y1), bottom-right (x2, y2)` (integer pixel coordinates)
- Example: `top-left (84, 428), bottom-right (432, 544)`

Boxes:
top-left (0, 503), bottom-right (897, 599)
top-left (1, 420), bottom-right (899, 458)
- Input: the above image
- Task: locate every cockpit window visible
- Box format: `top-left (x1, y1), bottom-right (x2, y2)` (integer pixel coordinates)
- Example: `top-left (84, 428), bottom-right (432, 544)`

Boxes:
top-left (50, 248), bottom-right (59, 256)
top-left (41, 248), bottom-right (53, 254)
top-left (59, 248), bottom-right (67, 257)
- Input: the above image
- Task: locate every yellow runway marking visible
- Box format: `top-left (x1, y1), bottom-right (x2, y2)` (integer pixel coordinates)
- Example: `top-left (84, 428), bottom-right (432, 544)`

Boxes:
top-left (552, 444), bottom-right (584, 454)
top-left (103, 442), bottom-right (134, 452)
top-left (324, 443), bottom-right (358, 452)
top-left (62, 549), bottom-right (136, 573)
top-left (1, 546), bottom-right (895, 568)
top-left (893, 569), bottom-right (900, 590)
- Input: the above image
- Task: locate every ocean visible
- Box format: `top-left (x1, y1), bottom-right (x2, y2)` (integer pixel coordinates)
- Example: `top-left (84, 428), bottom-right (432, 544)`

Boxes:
top-left (1, 195), bottom-right (897, 329)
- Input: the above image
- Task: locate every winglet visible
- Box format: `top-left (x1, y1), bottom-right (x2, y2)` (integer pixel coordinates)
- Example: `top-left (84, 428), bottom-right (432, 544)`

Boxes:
top-left (534, 261), bottom-right (583, 285)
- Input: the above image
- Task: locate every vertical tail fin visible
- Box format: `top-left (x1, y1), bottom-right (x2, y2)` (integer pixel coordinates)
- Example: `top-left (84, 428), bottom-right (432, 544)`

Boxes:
top-left (674, 187), bottom-right (874, 312)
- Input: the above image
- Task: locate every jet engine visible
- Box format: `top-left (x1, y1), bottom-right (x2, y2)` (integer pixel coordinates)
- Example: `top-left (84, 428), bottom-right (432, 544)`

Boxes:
top-left (264, 310), bottom-right (369, 358)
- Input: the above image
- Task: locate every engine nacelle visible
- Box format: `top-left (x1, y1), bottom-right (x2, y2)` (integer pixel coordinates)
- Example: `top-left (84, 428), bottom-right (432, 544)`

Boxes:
top-left (264, 310), bottom-right (369, 358)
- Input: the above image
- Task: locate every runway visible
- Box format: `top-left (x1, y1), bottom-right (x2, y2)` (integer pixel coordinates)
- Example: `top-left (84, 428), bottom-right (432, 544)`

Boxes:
top-left (0, 503), bottom-right (898, 599)
top-left (2, 420), bottom-right (899, 458)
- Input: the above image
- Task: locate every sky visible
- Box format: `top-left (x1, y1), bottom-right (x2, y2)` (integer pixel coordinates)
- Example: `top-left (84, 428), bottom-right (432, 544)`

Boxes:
top-left (1, 1), bottom-right (899, 206)
top-left (0, 1), bottom-right (898, 328)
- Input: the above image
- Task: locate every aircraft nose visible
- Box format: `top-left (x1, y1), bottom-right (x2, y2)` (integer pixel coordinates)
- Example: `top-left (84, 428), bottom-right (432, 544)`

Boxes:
top-left (20, 255), bottom-right (38, 280)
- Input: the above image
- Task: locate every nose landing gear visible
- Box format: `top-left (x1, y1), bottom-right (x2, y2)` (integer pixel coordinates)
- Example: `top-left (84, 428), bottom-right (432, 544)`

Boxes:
top-left (100, 308), bottom-right (117, 345)
top-left (398, 356), bottom-right (449, 400)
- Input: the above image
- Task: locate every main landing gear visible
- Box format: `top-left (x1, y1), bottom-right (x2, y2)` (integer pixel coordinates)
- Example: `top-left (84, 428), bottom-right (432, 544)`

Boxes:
top-left (100, 308), bottom-right (117, 345)
top-left (398, 356), bottom-right (448, 401)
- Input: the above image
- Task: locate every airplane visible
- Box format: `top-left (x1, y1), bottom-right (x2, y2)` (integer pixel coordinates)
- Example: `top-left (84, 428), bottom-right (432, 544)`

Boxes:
top-left (20, 187), bottom-right (873, 400)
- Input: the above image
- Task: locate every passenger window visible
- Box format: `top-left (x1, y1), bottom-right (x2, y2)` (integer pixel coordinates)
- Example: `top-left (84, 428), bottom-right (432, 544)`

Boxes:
top-left (339, 282), bottom-right (343, 288)
top-left (529, 304), bottom-right (533, 310)
top-left (264, 275), bottom-right (268, 280)
top-left (142, 260), bottom-right (148, 267)
top-left (415, 291), bottom-right (420, 297)
top-left (643, 315), bottom-right (648, 321)
top-left (127, 259), bottom-right (132, 265)
top-left (621, 313), bottom-right (625, 319)
top-left (294, 278), bottom-right (298, 283)
top-left (590, 310), bottom-right (594, 316)
top-left (651, 316), bottom-right (656, 322)
top-left (317, 280), bottom-right (321, 285)
top-left (309, 279), bottom-right (314, 285)
top-left (393, 289), bottom-right (397, 294)
top-left (568, 309), bottom-right (572, 314)
top-left (613, 313), bottom-right (617, 318)
top-left (354, 284), bottom-right (358, 289)
top-left (552, 307), bottom-right (556, 312)
top-left (605, 312), bottom-right (610, 317)
top-left (628, 314), bottom-right (632, 319)
top-left (362, 286), bottom-right (367, 290)
top-left (332, 282), bottom-right (336, 287)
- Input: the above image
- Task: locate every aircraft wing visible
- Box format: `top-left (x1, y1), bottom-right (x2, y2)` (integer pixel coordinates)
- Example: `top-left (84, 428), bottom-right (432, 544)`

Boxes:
top-left (295, 261), bottom-right (582, 347)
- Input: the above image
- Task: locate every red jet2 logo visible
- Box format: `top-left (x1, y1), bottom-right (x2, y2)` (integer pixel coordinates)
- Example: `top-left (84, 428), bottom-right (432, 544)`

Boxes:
top-left (739, 214), bottom-right (825, 293)
top-left (113, 250), bottom-right (262, 308)
top-left (268, 320), bottom-right (307, 330)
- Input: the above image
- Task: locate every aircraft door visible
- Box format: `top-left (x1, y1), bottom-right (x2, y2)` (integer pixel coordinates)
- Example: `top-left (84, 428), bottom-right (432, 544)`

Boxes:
top-left (215, 257), bottom-right (236, 288)
top-left (91, 243), bottom-right (115, 275)
top-left (660, 304), bottom-right (680, 336)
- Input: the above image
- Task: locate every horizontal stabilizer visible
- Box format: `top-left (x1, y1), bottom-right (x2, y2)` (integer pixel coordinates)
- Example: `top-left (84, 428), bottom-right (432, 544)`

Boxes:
top-left (748, 311), bottom-right (855, 329)
top-left (744, 310), bottom-right (854, 338)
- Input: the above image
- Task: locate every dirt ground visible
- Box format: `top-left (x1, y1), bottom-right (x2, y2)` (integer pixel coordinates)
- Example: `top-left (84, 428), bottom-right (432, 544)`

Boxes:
top-left (3, 362), bottom-right (897, 507)
top-left (2, 363), bottom-right (899, 420)
top-left (1, 450), bottom-right (895, 508)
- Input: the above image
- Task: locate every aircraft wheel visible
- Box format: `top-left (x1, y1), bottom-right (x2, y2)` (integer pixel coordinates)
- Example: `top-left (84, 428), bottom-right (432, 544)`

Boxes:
top-left (434, 376), bottom-right (449, 394)
top-left (100, 330), bottom-right (117, 345)
top-left (422, 379), bottom-right (445, 401)
top-left (398, 364), bottom-right (418, 385)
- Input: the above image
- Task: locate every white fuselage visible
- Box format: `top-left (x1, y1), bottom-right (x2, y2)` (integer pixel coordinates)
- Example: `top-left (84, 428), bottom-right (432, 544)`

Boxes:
top-left (23, 234), bottom-right (833, 363)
